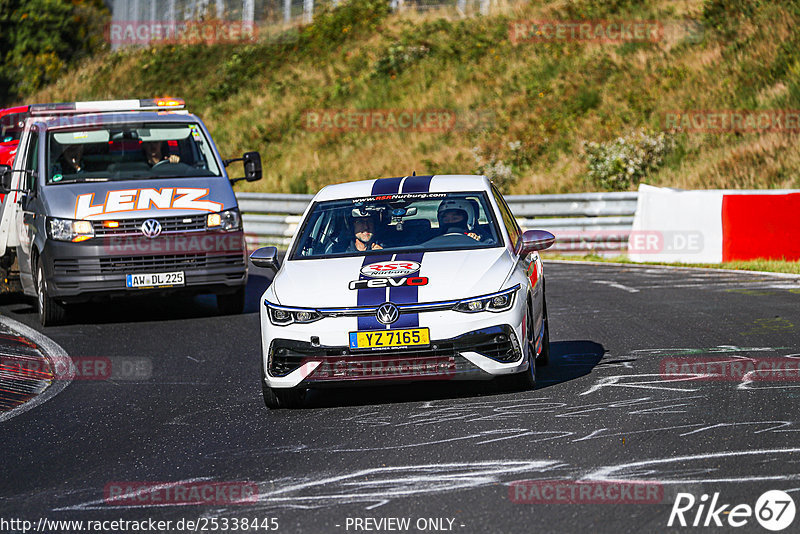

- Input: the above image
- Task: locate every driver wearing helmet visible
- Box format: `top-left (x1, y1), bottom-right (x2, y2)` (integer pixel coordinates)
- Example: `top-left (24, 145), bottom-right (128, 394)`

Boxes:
top-left (437, 199), bottom-right (482, 241)
top-left (331, 209), bottom-right (384, 253)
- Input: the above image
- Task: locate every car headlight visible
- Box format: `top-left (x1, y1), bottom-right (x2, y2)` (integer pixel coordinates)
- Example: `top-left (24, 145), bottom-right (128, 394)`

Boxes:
top-left (48, 218), bottom-right (94, 242)
top-left (266, 302), bottom-right (323, 326)
top-left (207, 208), bottom-right (241, 231)
top-left (453, 285), bottom-right (519, 313)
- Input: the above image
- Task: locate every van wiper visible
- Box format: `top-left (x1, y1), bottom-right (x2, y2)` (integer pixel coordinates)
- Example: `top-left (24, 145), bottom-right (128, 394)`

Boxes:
top-left (50, 177), bottom-right (109, 184)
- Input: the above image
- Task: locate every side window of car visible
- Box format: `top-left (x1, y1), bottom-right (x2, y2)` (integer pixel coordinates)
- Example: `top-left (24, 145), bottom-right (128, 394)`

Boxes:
top-left (23, 129), bottom-right (39, 191)
top-left (491, 185), bottom-right (521, 251)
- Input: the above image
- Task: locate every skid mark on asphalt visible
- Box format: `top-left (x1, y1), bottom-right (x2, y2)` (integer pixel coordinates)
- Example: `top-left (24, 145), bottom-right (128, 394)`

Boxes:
top-left (583, 448), bottom-right (800, 484)
top-left (57, 461), bottom-right (565, 512)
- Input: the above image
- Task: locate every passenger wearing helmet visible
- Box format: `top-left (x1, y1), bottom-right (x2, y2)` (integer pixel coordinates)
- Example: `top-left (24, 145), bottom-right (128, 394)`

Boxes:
top-left (437, 199), bottom-right (482, 241)
top-left (330, 209), bottom-right (384, 253)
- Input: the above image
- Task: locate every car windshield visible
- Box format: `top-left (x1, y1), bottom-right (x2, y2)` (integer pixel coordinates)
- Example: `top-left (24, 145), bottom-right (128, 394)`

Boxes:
top-left (290, 191), bottom-right (503, 259)
top-left (45, 122), bottom-right (221, 184)
top-left (1, 112), bottom-right (27, 143)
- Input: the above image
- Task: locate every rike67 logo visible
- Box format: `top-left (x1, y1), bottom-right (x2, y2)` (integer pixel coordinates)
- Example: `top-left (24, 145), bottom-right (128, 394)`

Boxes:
top-left (668, 490), bottom-right (796, 531)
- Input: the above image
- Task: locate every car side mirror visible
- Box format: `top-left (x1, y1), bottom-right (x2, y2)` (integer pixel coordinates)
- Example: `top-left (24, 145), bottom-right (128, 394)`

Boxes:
top-left (0, 165), bottom-right (11, 192)
top-left (520, 229), bottom-right (555, 255)
top-left (226, 151), bottom-right (262, 184)
top-left (249, 246), bottom-right (280, 270)
top-left (243, 151), bottom-right (262, 182)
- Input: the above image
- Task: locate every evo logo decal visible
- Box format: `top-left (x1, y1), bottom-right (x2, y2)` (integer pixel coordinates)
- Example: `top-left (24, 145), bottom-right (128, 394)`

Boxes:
top-left (349, 277), bottom-right (428, 290)
top-left (75, 188), bottom-right (223, 219)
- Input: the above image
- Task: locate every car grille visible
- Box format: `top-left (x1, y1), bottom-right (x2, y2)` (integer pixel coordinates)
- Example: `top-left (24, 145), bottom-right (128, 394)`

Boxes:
top-left (269, 326), bottom-right (520, 378)
top-left (53, 253), bottom-right (245, 275)
top-left (93, 215), bottom-right (207, 237)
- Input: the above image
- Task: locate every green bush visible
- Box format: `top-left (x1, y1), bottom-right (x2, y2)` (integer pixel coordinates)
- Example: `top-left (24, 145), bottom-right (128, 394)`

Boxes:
top-left (581, 130), bottom-right (675, 191)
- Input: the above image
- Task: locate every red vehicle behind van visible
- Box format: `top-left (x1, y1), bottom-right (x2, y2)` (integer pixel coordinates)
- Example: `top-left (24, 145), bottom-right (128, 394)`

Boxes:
top-left (0, 106), bottom-right (30, 167)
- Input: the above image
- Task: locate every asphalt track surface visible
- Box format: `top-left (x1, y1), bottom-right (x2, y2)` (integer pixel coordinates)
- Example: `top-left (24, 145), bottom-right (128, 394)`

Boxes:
top-left (2, 261), bottom-right (800, 533)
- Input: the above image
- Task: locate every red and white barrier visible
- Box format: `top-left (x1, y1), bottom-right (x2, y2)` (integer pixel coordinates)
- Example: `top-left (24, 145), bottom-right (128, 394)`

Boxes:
top-left (630, 185), bottom-right (800, 263)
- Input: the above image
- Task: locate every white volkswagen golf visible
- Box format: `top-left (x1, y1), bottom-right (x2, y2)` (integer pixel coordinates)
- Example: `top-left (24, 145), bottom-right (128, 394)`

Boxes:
top-left (250, 175), bottom-right (555, 408)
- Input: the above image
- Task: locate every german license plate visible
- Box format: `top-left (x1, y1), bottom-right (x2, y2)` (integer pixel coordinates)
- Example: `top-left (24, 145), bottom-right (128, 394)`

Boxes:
top-left (349, 328), bottom-right (430, 350)
top-left (126, 271), bottom-right (185, 288)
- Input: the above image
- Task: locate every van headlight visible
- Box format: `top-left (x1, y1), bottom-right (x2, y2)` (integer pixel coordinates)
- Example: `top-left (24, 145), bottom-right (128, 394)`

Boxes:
top-left (453, 285), bottom-right (518, 313)
top-left (266, 302), bottom-right (323, 325)
top-left (48, 218), bottom-right (95, 242)
top-left (207, 209), bottom-right (241, 231)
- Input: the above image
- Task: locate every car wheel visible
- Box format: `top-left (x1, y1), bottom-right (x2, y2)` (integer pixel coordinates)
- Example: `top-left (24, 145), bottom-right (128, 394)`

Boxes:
top-left (217, 286), bottom-right (246, 315)
top-left (35, 258), bottom-right (66, 326)
top-left (536, 299), bottom-right (551, 367)
top-left (262, 381), bottom-right (306, 409)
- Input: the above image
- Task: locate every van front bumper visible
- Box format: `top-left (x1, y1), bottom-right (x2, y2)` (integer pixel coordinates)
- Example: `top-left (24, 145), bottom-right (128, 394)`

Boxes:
top-left (41, 231), bottom-right (247, 302)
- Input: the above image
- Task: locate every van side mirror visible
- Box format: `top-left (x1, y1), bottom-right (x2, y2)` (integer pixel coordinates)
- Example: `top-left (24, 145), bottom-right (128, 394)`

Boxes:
top-left (225, 151), bottom-right (262, 184)
top-left (243, 151), bottom-right (262, 182)
top-left (0, 165), bottom-right (12, 192)
top-left (520, 229), bottom-right (555, 255)
top-left (249, 246), bottom-right (280, 270)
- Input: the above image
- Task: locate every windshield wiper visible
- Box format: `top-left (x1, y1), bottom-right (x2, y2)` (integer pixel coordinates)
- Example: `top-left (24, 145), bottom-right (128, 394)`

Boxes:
top-left (50, 177), bottom-right (109, 184)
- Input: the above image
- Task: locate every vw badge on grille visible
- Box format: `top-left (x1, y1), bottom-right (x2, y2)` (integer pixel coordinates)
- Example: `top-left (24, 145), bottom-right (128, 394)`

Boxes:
top-left (376, 302), bottom-right (400, 325)
top-left (141, 219), bottom-right (162, 238)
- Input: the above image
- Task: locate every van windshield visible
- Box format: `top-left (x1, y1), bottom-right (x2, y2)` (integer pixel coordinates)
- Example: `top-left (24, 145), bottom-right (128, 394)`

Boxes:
top-left (45, 122), bottom-right (221, 184)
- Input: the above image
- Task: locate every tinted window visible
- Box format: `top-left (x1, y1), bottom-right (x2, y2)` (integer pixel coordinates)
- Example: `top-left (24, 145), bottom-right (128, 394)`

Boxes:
top-left (290, 192), bottom-right (503, 259)
top-left (45, 122), bottom-right (221, 184)
top-left (491, 185), bottom-right (521, 250)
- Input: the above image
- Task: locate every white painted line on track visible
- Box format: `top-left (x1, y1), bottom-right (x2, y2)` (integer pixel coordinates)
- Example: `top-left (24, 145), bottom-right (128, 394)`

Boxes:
top-left (0, 316), bottom-right (72, 423)
top-left (546, 259), bottom-right (800, 279)
top-left (592, 280), bottom-right (640, 293)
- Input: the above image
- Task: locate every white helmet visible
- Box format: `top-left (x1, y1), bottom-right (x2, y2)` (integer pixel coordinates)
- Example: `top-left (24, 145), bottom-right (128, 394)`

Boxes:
top-left (437, 198), bottom-right (476, 230)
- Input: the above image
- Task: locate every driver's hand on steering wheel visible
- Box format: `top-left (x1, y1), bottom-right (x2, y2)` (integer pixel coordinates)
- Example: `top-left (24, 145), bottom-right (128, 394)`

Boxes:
top-left (167, 154), bottom-right (180, 164)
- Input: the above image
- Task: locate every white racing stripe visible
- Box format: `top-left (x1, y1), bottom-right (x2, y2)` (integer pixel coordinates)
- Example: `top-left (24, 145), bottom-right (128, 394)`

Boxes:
top-left (0, 316), bottom-right (72, 423)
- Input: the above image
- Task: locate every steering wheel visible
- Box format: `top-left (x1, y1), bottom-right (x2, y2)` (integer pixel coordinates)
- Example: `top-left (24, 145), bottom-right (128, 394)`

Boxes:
top-left (152, 159), bottom-right (172, 168)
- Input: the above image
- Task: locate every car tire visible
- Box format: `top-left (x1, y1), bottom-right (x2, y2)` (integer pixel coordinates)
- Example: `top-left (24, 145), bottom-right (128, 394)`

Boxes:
top-left (217, 286), bottom-right (246, 315)
top-left (35, 258), bottom-right (66, 326)
top-left (262, 381), bottom-right (306, 409)
top-left (536, 299), bottom-right (551, 367)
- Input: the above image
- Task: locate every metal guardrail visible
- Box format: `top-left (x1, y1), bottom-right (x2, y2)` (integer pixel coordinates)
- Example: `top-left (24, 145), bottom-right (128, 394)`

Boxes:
top-left (237, 191), bottom-right (638, 254)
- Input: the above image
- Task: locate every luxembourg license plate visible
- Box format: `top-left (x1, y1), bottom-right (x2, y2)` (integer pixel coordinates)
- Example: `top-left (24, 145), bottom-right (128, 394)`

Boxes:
top-left (349, 328), bottom-right (430, 350)
top-left (126, 271), bottom-right (185, 288)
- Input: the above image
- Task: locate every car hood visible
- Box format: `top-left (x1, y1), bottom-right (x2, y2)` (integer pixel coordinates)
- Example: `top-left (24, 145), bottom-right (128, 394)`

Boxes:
top-left (39, 177), bottom-right (237, 220)
top-left (271, 247), bottom-right (515, 307)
